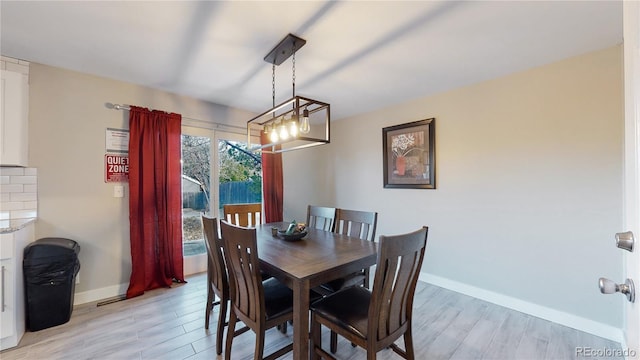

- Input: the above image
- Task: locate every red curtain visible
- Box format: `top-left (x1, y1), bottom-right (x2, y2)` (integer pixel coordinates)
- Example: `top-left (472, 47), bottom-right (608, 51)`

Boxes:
top-left (261, 133), bottom-right (283, 222)
top-left (126, 106), bottom-right (184, 299)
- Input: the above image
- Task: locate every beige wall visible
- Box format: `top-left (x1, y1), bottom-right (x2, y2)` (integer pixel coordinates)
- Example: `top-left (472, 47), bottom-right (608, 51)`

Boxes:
top-left (27, 63), bottom-right (254, 300)
top-left (283, 46), bottom-right (624, 339)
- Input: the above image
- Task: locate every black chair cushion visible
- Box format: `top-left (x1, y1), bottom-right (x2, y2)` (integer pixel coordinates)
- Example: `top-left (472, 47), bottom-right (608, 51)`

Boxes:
top-left (263, 278), bottom-right (294, 319)
top-left (320, 279), bottom-right (346, 293)
top-left (320, 271), bottom-right (366, 293)
top-left (310, 286), bottom-right (371, 339)
top-left (260, 270), bottom-right (273, 281)
top-left (263, 278), bottom-right (323, 320)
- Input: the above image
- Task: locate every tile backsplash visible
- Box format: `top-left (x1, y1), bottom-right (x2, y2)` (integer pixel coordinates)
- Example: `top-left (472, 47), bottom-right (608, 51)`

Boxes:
top-left (0, 167), bottom-right (38, 220)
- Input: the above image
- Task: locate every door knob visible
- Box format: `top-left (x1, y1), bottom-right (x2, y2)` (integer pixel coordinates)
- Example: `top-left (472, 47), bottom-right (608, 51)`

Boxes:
top-left (615, 231), bottom-right (634, 252)
top-left (599, 277), bottom-right (635, 303)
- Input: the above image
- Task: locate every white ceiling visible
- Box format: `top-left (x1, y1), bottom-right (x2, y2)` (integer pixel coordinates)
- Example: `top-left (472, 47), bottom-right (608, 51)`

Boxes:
top-left (0, 1), bottom-right (623, 121)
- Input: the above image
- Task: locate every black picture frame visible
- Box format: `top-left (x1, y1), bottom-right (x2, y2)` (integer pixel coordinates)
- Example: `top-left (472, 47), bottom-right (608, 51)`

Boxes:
top-left (382, 118), bottom-right (435, 189)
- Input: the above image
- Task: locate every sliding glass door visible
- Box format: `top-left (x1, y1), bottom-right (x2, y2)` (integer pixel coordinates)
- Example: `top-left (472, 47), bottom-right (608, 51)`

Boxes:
top-left (180, 126), bottom-right (261, 275)
top-left (182, 125), bottom-right (262, 275)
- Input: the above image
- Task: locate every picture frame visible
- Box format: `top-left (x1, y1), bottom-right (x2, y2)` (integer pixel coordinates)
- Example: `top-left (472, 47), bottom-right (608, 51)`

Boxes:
top-left (382, 118), bottom-right (435, 189)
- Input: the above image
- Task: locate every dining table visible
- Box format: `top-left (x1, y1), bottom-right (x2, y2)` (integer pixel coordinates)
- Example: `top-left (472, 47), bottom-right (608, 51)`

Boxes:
top-left (255, 221), bottom-right (378, 360)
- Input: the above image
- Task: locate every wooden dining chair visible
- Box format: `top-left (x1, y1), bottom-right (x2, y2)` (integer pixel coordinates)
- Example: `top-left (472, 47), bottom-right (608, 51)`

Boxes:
top-left (223, 203), bottom-right (262, 227)
top-left (221, 220), bottom-right (321, 360)
top-left (223, 203), bottom-right (275, 282)
top-left (202, 215), bottom-right (238, 355)
top-left (310, 226), bottom-right (428, 360)
top-left (316, 208), bottom-right (378, 352)
top-left (306, 205), bottom-right (336, 231)
top-left (323, 208), bottom-right (378, 291)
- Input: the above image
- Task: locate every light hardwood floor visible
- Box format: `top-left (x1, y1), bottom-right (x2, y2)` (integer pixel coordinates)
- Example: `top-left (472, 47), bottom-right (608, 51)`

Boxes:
top-left (0, 272), bottom-right (622, 360)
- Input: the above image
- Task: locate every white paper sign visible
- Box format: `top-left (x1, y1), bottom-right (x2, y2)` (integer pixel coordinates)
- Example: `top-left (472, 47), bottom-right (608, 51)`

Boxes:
top-left (106, 128), bottom-right (129, 153)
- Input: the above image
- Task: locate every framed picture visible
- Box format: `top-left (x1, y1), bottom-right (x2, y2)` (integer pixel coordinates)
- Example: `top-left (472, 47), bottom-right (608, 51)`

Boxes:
top-left (382, 118), bottom-right (435, 189)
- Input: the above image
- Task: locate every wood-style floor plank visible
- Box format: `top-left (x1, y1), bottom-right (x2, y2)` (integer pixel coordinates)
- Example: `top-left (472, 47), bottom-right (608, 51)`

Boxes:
top-left (0, 272), bottom-right (623, 360)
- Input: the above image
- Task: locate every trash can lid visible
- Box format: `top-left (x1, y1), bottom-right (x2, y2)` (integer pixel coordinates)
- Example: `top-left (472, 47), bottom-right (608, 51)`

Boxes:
top-left (24, 238), bottom-right (81, 259)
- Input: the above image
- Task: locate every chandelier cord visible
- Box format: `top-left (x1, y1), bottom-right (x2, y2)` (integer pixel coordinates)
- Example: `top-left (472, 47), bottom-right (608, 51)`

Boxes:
top-left (292, 49), bottom-right (296, 98)
top-left (272, 63), bottom-right (276, 109)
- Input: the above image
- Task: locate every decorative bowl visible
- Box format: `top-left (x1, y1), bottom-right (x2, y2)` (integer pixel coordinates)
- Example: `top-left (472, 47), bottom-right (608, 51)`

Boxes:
top-left (277, 230), bottom-right (308, 241)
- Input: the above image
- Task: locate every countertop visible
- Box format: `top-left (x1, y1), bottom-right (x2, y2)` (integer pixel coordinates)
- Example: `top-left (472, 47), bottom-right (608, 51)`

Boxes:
top-left (0, 218), bottom-right (36, 234)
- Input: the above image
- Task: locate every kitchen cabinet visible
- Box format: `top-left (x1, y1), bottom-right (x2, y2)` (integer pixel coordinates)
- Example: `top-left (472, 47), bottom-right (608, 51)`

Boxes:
top-left (0, 222), bottom-right (34, 350)
top-left (0, 62), bottom-right (30, 167)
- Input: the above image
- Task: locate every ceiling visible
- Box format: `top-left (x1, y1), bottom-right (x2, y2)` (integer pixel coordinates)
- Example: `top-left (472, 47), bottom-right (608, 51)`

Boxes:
top-left (0, 1), bottom-right (623, 121)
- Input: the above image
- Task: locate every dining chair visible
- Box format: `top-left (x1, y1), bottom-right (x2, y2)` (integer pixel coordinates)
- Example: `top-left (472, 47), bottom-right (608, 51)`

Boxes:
top-left (306, 205), bottom-right (336, 231)
top-left (310, 226), bottom-right (428, 360)
top-left (322, 208), bottom-right (378, 292)
top-left (223, 203), bottom-right (262, 227)
top-left (220, 220), bottom-right (322, 360)
top-left (223, 203), bottom-right (276, 287)
top-left (202, 215), bottom-right (244, 355)
top-left (315, 208), bottom-right (378, 352)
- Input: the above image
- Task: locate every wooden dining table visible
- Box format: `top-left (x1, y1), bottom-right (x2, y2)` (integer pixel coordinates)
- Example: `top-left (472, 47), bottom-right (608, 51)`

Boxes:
top-left (255, 222), bottom-right (378, 360)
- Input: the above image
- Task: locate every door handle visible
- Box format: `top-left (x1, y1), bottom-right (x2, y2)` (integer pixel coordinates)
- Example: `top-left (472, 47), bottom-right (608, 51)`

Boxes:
top-left (599, 277), bottom-right (635, 303)
top-left (615, 231), bottom-right (634, 252)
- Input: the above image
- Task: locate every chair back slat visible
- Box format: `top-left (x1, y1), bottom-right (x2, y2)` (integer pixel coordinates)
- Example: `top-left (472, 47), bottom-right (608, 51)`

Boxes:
top-left (369, 227), bottom-right (428, 342)
top-left (202, 215), bottom-right (228, 297)
top-left (220, 220), bottom-right (265, 327)
top-left (334, 208), bottom-right (378, 241)
top-left (306, 205), bottom-right (336, 231)
top-left (223, 203), bottom-right (262, 227)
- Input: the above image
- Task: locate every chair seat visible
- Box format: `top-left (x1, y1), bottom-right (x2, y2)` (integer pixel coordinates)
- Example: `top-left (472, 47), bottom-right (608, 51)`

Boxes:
top-left (319, 271), bottom-right (366, 293)
top-left (260, 270), bottom-right (273, 281)
top-left (310, 286), bottom-right (371, 340)
top-left (263, 278), bottom-right (323, 320)
top-left (263, 278), bottom-right (295, 319)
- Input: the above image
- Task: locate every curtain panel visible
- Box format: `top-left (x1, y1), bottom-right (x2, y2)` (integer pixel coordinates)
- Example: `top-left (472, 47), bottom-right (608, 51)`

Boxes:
top-left (260, 133), bottom-right (284, 223)
top-left (126, 106), bottom-right (184, 299)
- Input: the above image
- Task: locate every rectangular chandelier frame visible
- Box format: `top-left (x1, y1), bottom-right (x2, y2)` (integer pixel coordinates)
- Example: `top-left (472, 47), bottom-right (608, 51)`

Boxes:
top-left (247, 95), bottom-right (330, 154)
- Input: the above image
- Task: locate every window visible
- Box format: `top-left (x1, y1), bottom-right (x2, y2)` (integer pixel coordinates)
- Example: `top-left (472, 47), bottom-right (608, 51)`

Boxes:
top-left (217, 139), bottom-right (262, 214)
top-left (181, 127), bottom-right (213, 275)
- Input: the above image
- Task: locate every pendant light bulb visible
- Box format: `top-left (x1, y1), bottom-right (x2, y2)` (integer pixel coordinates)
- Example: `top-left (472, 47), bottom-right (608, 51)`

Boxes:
top-left (279, 121), bottom-right (289, 140)
top-left (270, 123), bottom-right (279, 143)
top-left (289, 119), bottom-right (298, 137)
top-left (300, 108), bottom-right (311, 134)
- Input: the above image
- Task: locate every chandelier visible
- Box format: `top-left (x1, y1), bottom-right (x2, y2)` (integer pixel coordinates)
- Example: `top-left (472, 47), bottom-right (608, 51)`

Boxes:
top-left (247, 34), bottom-right (330, 153)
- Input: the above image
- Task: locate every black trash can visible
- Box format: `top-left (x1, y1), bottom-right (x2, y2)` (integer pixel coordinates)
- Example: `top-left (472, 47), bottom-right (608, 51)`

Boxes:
top-left (23, 238), bottom-right (80, 331)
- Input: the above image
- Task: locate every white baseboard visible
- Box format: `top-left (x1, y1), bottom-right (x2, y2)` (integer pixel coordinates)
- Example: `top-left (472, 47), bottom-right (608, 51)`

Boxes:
top-left (73, 282), bottom-right (128, 305)
top-left (72, 272), bottom-right (623, 343)
top-left (420, 272), bottom-right (624, 343)
top-left (73, 263), bottom-right (206, 306)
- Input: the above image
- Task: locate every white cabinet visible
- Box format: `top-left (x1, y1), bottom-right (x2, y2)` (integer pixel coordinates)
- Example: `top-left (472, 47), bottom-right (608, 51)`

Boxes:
top-left (0, 257), bottom-right (15, 344)
top-left (0, 61), bottom-right (30, 167)
top-left (0, 222), bottom-right (34, 350)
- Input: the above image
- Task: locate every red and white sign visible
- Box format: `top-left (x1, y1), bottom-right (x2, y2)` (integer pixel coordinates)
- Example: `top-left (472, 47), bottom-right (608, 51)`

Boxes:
top-left (105, 154), bottom-right (129, 183)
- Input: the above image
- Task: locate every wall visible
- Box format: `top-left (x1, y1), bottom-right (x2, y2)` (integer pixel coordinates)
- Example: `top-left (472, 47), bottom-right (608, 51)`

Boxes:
top-left (283, 46), bottom-right (624, 340)
top-left (27, 63), bottom-right (254, 302)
